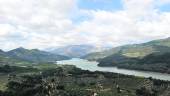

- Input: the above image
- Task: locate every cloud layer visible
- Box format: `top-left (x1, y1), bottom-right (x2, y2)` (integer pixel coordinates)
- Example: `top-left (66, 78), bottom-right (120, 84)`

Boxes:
top-left (0, 0), bottom-right (170, 50)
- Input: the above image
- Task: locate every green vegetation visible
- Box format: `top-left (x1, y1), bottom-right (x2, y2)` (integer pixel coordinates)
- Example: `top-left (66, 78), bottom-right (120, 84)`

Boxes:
top-left (0, 65), bottom-right (38, 73)
top-left (81, 37), bottom-right (170, 73)
top-left (0, 50), bottom-right (73, 91)
top-left (0, 66), bottom-right (170, 96)
top-left (83, 37), bottom-right (170, 61)
top-left (1, 37), bottom-right (170, 95)
top-left (98, 52), bottom-right (170, 73)
top-left (0, 47), bottom-right (70, 65)
top-left (6, 47), bottom-right (70, 63)
top-left (0, 63), bottom-right (63, 90)
top-left (0, 65), bottom-right (39, 91)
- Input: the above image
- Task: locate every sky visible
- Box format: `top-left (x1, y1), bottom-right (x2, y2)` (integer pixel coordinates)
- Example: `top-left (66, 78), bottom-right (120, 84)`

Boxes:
top-left (0, 0), bottom-right (170, 50)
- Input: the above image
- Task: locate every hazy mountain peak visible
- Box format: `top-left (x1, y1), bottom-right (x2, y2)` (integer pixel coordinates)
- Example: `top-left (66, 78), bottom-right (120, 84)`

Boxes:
top-left (45, 44), bottom-right (109, 58)
top-left (17, 47), bottom-right (25, 50)
top-left (10, 47), bottom-right (27, 52)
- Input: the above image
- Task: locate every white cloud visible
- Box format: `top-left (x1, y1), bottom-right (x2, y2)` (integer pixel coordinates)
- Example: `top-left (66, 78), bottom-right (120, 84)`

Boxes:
top-left (0, 24), bottom-right (16, 36)
top-left (0, 0), bottom-right (170, 50)
top-left (0, 0), bottom-right (76, 50)
top-left (70, 0), bottom-right (170, 47)
top-left (123, 0), bottom-right (159, 21)
top-left (158, 0), bottom-right (170, 4)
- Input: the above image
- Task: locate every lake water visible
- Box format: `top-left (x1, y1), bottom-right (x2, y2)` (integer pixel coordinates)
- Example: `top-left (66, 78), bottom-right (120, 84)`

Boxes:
top-left (57, 58), bottom-right (170, 81)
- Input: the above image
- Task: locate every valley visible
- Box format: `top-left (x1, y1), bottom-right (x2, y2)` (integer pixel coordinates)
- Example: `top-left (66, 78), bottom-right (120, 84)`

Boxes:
top-left (1, 38), bottom-right (170, 96)
top-left (1, 0), bottom-right (170, 95)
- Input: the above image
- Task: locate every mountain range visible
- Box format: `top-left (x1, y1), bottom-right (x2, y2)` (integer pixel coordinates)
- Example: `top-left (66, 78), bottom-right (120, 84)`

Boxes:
top-left (45, 45), bottom-right (110, 58)
top-left (0, 47), bottom-right (69, 64)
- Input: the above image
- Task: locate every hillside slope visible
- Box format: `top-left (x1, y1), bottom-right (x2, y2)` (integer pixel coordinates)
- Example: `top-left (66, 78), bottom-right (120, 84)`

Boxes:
top-left (83, 37), bottom-right (170, 60)
top-left (98, 52), bottom-right (170, 73)
top-left (6, 47), bottom-right (70, 63)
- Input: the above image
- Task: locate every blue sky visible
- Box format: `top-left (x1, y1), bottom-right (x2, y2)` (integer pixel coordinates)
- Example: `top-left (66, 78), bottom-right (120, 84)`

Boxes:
top-left (73, 0), bottom-right (170, 24)
top-left (77, 0), bottom-right (170, 12)
top-left (159, 3), bottom-right (170, 12)
top-left (78, 0), bottom-right (123, 11)
top-left (0, 0), bottom-right (170, 50)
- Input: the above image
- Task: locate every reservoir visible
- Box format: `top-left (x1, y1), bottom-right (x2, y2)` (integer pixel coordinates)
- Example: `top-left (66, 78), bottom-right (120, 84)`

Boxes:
top-left (57, 58), bottom-right (170, 81)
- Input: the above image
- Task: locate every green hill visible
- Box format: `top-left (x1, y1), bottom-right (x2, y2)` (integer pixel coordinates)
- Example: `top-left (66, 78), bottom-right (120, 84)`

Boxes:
top-left (6, 47), bottom-right (70, 63)
top-left (98, 52), bottom-right (170, 73)
top-left (0, 49), bottom-right (23, 65)
top-left (83, 37), bottom-right (170, 61)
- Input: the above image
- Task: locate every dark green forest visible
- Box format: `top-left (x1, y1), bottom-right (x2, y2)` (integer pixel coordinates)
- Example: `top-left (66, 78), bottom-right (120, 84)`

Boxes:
top-left (98, 52), bottom-right (170, 73)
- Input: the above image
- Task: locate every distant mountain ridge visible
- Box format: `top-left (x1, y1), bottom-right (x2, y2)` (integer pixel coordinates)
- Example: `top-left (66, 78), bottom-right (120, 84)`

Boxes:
top-left (46, 45), bottom-right (109, 58)
top-left (0, 47), bottom-right (70, 63)
top-left (83, 37), bottom-right (170, 61)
